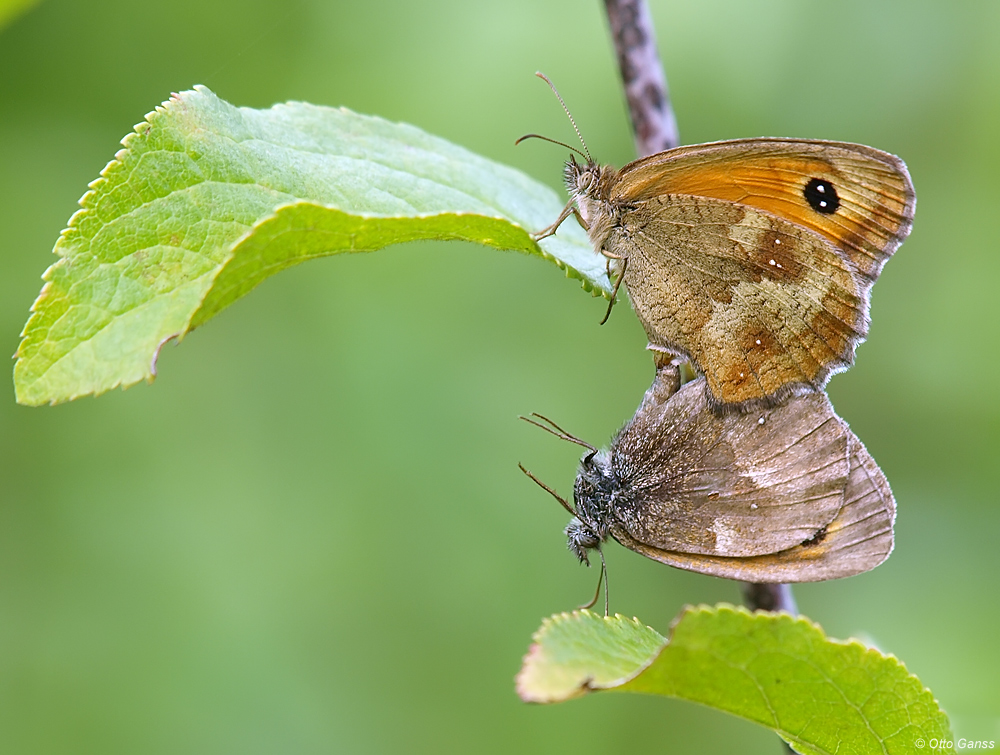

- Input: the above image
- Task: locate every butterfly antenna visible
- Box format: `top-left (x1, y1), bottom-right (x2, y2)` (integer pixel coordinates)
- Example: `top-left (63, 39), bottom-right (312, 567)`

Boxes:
top-left (578, 551), bottom-right (609, 616)
top-left (519, 413), bottom-right (598, 454)
top-left (514, 133), bottom-right (588, 160)
top-left (517, 463), bottom-right (577, 517)
top-left (535, 72), bottom-right (592, 163)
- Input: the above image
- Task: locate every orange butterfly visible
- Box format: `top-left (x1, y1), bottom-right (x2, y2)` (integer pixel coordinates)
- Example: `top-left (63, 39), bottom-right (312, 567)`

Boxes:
top-left (537, 135), bottom-right (915, 411)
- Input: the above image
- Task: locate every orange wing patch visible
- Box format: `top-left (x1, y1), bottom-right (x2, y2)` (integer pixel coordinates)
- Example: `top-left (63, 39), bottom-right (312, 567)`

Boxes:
top-left (614, 140), bottom-right (915, 284)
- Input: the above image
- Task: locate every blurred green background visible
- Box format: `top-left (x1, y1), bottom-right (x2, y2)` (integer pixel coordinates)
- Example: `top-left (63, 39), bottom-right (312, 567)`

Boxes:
top-left (2, 0), bottom-right (998, 752)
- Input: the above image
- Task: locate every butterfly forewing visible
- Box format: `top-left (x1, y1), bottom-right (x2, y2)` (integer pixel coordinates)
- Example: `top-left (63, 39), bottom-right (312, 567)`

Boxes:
top-left (599, 374), bottom-right (895, 582)
top-left (613, 138), bottom-right (915, 286)
top-left (609, 380), bottom-right (849, 558)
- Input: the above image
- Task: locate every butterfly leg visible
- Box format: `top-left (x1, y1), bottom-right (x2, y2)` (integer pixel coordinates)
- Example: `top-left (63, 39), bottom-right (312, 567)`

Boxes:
top-left (599, 255), bottom-right (628, 326)
top-left (578, 553), bottom-right (609, 616)
top-left (533, 201), bottom-right (589, 241)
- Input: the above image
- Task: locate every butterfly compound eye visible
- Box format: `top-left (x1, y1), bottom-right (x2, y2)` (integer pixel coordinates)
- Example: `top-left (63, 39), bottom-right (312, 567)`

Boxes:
top-left (803, 178), bottom-right (840, 214)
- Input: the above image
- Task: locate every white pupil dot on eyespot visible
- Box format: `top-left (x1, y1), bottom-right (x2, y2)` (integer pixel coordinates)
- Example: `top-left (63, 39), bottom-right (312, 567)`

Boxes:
top-left (755, 339), bottom-right (761, 345)
top-left (817, 184), bottom-right (825, 193)
top-left (819, 200), bottom-right (827, 207)
top-left (757, 417), bottom-right (765, 425)
top-left (769, 259), bottom-right (776, 265)
top-left (774, 239), bottom-right (781, 245)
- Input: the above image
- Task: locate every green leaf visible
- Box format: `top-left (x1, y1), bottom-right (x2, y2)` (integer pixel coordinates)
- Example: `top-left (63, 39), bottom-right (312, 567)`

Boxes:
top-left (518, 605), bottom-right (954, 755)
top-left (516, 611), bottom-right (665, 703)
top-left (14, 86), bottom-right (606, 406)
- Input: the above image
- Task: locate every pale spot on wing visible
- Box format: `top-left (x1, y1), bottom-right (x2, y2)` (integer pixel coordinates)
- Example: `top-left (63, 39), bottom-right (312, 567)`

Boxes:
top-left (711, 518), bottom-right (739, 553)
top-left (741, 461), bottom-right (788, 490)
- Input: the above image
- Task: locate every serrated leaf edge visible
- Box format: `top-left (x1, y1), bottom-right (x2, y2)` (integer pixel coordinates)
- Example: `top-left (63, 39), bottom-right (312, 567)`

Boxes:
top-left (520, 604), bottom-right (951, 736)
top-left (516, 609), bottom-right (665, 702)
top-left (15, 88), bottom-right (612, 405)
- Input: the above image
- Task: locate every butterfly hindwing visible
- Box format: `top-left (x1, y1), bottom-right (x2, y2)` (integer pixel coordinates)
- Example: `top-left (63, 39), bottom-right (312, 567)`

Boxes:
top-left (616, 194), bottom-right (866, 406)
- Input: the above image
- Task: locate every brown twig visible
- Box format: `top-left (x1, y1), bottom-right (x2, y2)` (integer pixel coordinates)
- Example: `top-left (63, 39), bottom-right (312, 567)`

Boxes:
top-left (740, 583), bottom-right (799, 615)
top-left (602, 0), bottom-right (798, 618)
top-left (602, 0), bottom-right (680, 156)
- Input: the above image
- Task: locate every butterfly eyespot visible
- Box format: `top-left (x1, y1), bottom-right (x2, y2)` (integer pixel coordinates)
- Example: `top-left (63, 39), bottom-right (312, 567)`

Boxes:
top-left (803, 178), bottom-right (840, 214)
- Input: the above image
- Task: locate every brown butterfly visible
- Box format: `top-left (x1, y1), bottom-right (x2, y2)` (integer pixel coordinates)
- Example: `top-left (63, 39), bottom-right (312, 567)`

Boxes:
top-left (535, 133), bottom-right (915, 412)
top-left (521, 364), bottom-right (895, 584)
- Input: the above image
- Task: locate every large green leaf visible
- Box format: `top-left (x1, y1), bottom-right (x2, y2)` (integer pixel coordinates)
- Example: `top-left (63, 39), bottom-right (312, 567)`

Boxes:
top-left (518, 605), bottom-right (954, 755)
top-left (14, 86), bottom-right (607, 406)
